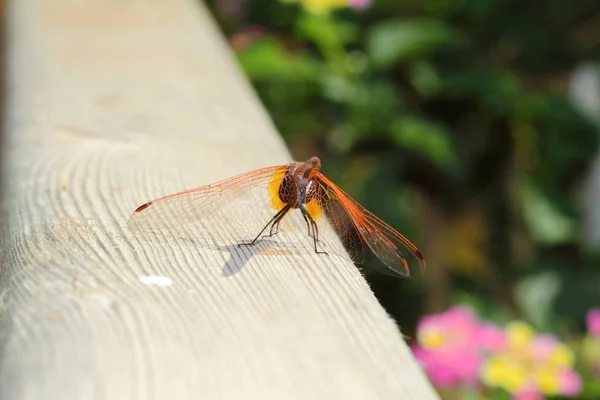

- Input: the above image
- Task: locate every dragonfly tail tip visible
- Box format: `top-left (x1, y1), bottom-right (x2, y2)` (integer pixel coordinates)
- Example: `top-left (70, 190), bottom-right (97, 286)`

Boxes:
top-left (135, 202), bottom-right (152, 213)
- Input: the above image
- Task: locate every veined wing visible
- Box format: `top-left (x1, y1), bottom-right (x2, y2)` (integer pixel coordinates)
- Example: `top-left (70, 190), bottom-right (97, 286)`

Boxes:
top-left (127, 164), bottom-right (287, 236)
top-left (314, 172), bottom-right (425, 277)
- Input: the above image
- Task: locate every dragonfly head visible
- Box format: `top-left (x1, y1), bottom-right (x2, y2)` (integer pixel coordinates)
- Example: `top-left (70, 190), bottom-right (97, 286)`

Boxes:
top-left (302, 156), bottom-right (321, 179)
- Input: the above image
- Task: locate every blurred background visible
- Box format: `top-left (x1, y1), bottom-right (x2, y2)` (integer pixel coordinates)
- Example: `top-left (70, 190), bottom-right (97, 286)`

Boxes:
top-left (205, 0), bottom-right (600, 398)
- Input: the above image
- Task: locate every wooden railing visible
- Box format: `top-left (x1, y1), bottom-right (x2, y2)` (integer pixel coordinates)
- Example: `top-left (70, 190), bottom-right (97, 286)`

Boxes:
top-left (0, 0), bottom-right (438, 398)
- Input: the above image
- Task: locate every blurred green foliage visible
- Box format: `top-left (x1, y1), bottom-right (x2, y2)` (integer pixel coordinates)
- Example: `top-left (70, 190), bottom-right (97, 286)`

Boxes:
top-left (207, 0), bottom-right (600, 339)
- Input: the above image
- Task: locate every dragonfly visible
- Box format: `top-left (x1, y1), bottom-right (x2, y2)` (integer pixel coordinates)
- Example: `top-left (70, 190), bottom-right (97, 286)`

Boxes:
top-left (128, 156), bottom-right (425, 277)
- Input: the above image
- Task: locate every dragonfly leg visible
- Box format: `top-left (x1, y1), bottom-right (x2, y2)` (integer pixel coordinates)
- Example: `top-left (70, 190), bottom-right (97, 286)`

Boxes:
top-left (300, 207), bottom-right (326, 245)
top-left (267, 204), bottom-right (292, 238)
top-left (268, 218), bottom-right (281, 237)
top-left (301, 208), bottom-right (328, 256)
top-left (239, 205), bottom-right (290, 247)
top-left (302, 211), bottom-right (312, 237)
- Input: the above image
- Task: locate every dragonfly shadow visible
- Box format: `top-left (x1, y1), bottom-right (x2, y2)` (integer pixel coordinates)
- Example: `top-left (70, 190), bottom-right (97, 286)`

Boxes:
top-left (163, 233), bottom-right (308, 277)
top-left (217, 238), bottom-right (302, 277)
top-left (126, 226), bottom-right (328, 277)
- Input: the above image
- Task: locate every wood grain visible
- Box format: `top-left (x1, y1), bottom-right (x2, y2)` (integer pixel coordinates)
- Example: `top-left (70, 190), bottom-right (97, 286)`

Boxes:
top-left (0, 0), bottom-right (439, 399)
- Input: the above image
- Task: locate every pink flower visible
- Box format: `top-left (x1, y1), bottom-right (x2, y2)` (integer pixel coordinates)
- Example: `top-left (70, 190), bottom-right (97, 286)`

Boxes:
top-left (587, 308), bottom-right (600, 336)
top-left (477, 323), bottom-right (506, 352)
top-left (582, 313), bottom-right (600, 379)
top-left (417, 306), bottom-right (481, 349)
top-left (412, 306), bottom-right (500, 388)
top-left (348, 0), bottom-right (371, 9)
top-left (411, 341), bottom-right (482, 388)
top-left (559, 370), bottom-right (582, 396)
top-left (229, 27), bottom-right (265, 51)
top-left (514, 387), bottom-right (544, 400)
top-left (531, 334), bottom-right (559, 359)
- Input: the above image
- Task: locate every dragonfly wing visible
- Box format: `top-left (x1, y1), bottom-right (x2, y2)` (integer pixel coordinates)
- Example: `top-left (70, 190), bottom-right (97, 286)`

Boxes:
top-left (311, 184), bottom-right (368, 264)
top-left (127, 165), bottom-right (293, 242)
top-left (315, 172), bottom-right (425, 277)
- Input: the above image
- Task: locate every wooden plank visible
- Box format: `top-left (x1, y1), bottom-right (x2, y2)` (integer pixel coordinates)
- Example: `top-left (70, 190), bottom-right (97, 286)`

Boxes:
top-left (0, 0), bottom-right (439, 398)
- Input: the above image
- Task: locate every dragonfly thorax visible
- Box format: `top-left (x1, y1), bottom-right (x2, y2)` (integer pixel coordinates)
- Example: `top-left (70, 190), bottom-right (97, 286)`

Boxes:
top-left (277, 172), bottom-right (318, 209)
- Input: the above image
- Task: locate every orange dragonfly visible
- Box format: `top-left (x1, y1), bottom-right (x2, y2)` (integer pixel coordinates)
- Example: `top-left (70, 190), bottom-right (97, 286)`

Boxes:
top-left (128, 156), bottom-right (425, 277)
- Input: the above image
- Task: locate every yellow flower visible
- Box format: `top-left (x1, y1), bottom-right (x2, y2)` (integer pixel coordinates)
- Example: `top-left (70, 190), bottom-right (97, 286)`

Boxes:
top-left (535, 367), bottom-right (561, 395)
top-left (481, 357), bottom-right (504, 384)
top-left (547, 344), bottom-right (573, 368)
top-left (582, 335), bottom-right (600, 364)
top-left (482, 320), bottom-right (580, 397)
top-left (482, 356), bottom-right (527, 393)
top-left (419, 329), bottom-right (446, 350)
top-left (506, 321), bottom-right (534, 348)
top-left (282, 0), bottom-right (349, 14)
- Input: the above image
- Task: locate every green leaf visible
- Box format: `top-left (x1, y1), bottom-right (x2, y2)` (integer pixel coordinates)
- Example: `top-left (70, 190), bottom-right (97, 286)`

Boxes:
top-left (236, 38), bottom-right (320, 81)
top-left (515, 272), bottom-right (561, 328)
top-left (391, 117), bottom-right (455, 167)
top-left (295, 13), bottom-right (358, 49)
top-left (409, 61), bottom-right (442, 97)
top-left (320, 72), bottom-right (358, 102)
top-left (367, 18), bottom-right (457, 68)
top-left (519, 181), bottom-right (576, 244)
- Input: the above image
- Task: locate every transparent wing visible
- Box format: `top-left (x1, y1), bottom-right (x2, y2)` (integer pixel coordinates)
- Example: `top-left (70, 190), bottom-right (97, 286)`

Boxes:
top-left (314, 172), bottom-right (426, 277)
top-left (127, 165), bottom-right (304, 243)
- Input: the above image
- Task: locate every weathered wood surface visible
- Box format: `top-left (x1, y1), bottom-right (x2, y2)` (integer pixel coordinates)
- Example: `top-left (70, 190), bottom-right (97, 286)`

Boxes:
top-left (0, 0), bottom-right (438, 399)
